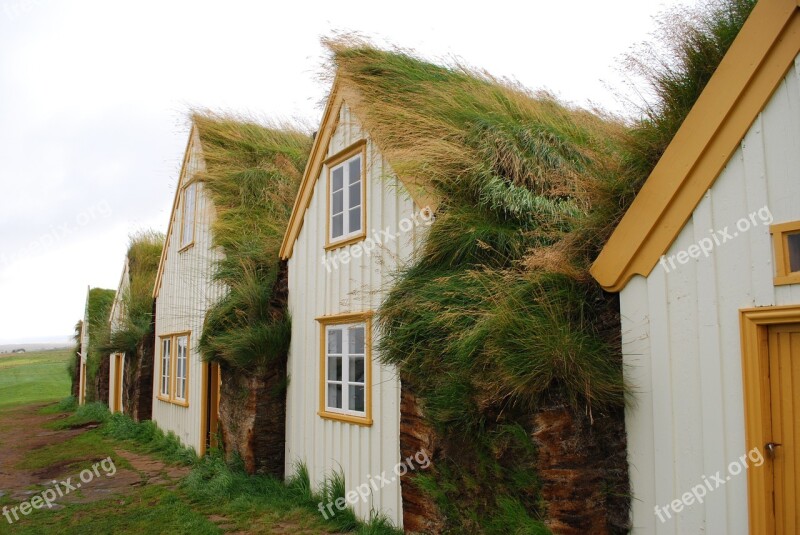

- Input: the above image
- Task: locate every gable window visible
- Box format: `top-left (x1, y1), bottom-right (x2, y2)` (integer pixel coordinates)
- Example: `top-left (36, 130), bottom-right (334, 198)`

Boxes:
top-left (180, 182), bottom-right (197, 250)
top-left (325, 141), bottom-right (366, 249)
top-left (157, 332), bottom-right (191, 406)
top-left (771, 221), bottom-right (800, 285)
top-left (317, 312), bottom-right (372, 425)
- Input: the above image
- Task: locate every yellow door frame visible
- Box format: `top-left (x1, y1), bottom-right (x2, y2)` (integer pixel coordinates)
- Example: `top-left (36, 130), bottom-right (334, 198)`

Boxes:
top-left (740, 304), bottom-right (800, 533)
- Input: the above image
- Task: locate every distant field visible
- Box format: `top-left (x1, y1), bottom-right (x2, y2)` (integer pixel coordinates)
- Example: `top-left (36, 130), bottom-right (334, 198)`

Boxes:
top-left (0, 348), bottom-right (73, 408)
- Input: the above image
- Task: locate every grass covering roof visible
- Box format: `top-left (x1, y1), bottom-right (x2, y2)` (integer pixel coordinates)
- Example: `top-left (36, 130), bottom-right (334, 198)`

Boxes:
top-left (106, 230), bottom-right (164, 356)
top-left (328, 38), bottom-right (629, 410)
top-left (326, 38), bottom-right (628, 532)
top-left (84, 287), bottom-right (115, 402)
top-left (193, 112), bottom-right (312, 369)
top-left (325, 0), bottom-right (755, 527)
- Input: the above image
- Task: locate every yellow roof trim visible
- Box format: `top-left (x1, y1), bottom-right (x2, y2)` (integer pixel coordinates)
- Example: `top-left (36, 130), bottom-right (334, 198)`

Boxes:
top-left (153, 124), bottom-right (199, 298)
top-left (591, 0), bottom-right (800, 292)
top-left (279, 77), bottom-right (436, 260)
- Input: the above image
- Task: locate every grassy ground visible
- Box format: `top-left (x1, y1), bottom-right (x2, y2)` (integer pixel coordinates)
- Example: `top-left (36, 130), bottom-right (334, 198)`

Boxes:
top-left (0, 353), bottom-right (398, 534)
top-left (0, 349), bottom-right (72, 409)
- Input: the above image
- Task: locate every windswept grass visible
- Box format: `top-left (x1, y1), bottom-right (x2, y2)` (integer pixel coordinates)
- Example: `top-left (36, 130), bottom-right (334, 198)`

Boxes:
top-left (329, 0), bottom-right (753, 528)
top-left (194, 112), bottom-right (312, 370)
top-left (83, 287), bottom-right (115, 402)
top-left (104, 230), bottom-right (164, 356)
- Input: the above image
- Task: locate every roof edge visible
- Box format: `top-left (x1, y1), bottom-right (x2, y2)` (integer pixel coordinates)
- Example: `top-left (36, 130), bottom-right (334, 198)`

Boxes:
top-left (591, 0), bottom-right (800, 292)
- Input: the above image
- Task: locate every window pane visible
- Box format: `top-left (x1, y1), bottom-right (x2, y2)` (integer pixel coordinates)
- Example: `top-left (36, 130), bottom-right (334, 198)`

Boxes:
top-left (788, 233), bottom-right (800, 272)
top-left (349, 385), bottom-right (365, 413)
top-left (349, 326), bottom-right (365, 354)
top-left (332, 214), bottom-right (344, 239)
top-left (332, 167), bottom-right (343, 191)
top-left (328, 356), bottom-right (342, 381)
top-left (348, 206), bottom-right (361, 234)
top-left (349, 356), bottom-right (365, 383)
top-left (328, 384), bottom-right (343, 409)
top-left (348, 157), bottom-right (361, 185)
top-left (182, 184), bottom-right (196, 247)
top-left (327, 328), bottom-right (342, 354)
top-left (332, 189), bottom-right (344, 214)
top-left (348, 182), bottom-right (361, 209)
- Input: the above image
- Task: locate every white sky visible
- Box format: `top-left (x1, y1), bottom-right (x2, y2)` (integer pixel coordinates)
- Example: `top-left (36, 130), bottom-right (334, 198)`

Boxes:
top-left (0, 0), bottom-right (689, 344)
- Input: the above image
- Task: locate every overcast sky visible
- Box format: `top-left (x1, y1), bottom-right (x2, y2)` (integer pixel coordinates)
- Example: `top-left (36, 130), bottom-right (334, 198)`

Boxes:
top-left (0, 0), bottom-right (689, 344)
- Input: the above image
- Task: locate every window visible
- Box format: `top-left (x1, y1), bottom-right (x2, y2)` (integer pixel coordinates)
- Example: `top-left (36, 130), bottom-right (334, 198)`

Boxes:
top-left (317, 312), bottom-right (372, 425)
top-left (175, 335), bottom-right (188, 401)
top-left (180, 182), bottom-right (197, 249)
top-left (157, 332), bottom-right (191, 406)
top-left (159, 337), bottom-right (171, 400)
top-left (770, 221), bottom-right (800, 285)
top-left (326, 141), bottom-right (366, 249)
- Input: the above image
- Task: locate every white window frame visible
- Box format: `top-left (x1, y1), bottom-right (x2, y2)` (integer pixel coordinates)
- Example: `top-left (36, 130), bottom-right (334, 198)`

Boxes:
top-left (317, 312), bottom-right (373, 426)
top-left (158, 332), bottom-right (190, 407)
top-left (180, 182), bottom-right (197, 250)
top-left (325, 141), bottom-right (366, 249)
top-left (159, 337), bottom-right (171, 399)
top-left (174, 335), bottom-right (188, 402)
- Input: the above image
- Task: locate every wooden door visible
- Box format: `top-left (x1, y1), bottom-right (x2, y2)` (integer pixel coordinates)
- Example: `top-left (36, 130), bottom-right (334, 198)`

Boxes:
top-left (201, 363), bottom-right (221, 455)
top-left (767, 323), bottom-right (799, 533)
top-left (114, 354), bottom-right (123, 413)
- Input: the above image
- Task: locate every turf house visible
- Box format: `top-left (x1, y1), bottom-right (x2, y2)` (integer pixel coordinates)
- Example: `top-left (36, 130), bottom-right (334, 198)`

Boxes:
top-left (591, 0), bottom-right (800, 531)
top-left (152, 112), bottom-right (311, 465)
top-left (278, 40), bottom-right (633, 533)
top-left (75, 285), bottom-right (115, 406)
top-left (106, 231), bottom-right (164, 421)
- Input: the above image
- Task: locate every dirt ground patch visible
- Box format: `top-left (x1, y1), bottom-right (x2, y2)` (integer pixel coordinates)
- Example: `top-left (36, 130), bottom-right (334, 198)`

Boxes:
top-left (0, 404), bottom-right (188, 506)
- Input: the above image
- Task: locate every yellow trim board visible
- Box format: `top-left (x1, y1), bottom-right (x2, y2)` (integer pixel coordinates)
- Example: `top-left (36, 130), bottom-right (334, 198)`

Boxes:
top-left (154, 125), bottom-right (200, 298)
top-left (591, 0), bottom-right (800, 292)
top-left (279, 78), bottom-right (435, 260)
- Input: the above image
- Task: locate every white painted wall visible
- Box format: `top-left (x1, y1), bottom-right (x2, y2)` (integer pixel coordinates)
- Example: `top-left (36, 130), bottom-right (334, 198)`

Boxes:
top-left (285, 104), bottom-right (428, 527)
top-left (623, 55), bottom-right (800, 534)
top-left (108, 258), bottom-right (130, 412)
top-left (152, 129), bottom-right (225, 454)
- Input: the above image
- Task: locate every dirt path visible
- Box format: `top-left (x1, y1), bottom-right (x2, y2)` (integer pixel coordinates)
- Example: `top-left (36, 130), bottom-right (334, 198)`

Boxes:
top-left (0, 404), bottom-right (189, 508)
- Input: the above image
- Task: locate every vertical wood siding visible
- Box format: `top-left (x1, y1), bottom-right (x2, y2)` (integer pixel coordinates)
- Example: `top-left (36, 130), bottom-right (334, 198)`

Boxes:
top-left (285, 104), bottom-right (427, 527)
top-left (623, 55), bottom-right (800, 534)
top-left (152, 130), bottom-right (225, 454)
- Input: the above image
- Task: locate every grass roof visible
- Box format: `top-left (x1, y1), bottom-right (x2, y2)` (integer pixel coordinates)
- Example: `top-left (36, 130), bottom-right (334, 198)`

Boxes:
top-left (326, 0), bottom-right (754, 527)
top-left (84, 287), bottom-right (115, 402)
top-left (193, 112), bottom-right (312, 369)
top-left (327, 38), bottom-right (628, 532)
top-left (106, 230), bottom-right (164, 356)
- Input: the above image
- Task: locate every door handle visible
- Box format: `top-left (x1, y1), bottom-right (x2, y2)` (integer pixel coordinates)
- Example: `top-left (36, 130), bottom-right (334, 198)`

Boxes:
top-left (766, 442), bottom-right (782, 459)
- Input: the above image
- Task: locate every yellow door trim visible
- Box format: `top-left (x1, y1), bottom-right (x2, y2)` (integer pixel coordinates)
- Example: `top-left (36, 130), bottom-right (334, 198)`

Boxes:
top-left (740, 304), bottom-right (800, 533)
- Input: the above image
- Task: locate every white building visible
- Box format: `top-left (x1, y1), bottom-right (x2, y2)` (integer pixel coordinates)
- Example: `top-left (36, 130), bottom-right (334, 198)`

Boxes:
top-left (280, 84), bottom-right (432, 527)
top-left (152, 123), bottom-right (223, 456)
top-left (591, 0), bottom-right (800, 532)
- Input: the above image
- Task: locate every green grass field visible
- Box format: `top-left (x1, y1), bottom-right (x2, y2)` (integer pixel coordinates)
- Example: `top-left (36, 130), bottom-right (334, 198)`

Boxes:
top-left (0, 348), bottom-right (72, 408)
